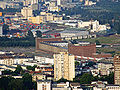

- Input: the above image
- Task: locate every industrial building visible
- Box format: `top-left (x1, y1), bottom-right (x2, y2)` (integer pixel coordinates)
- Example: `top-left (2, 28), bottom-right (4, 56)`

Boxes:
top-left (36, 38), bottom-right (96, 57)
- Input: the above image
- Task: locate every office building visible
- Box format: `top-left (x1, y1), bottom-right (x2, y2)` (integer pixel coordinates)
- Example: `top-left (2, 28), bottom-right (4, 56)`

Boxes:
top-left (54, 52), bottom-right (75, 81)
top-left (114, 55), bottom-right (120, 85)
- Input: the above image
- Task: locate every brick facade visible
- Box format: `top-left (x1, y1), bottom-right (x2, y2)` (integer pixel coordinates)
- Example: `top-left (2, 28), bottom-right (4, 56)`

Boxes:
top-left (68, 44), bottom-right (96, 57)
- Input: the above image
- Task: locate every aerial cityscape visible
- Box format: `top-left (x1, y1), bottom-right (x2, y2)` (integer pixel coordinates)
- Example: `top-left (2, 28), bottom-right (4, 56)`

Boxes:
top-left (0, 0), bottom-right (120, 90)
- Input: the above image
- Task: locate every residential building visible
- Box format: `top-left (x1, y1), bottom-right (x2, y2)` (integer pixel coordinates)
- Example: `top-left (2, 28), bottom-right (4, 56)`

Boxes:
top-left (114, 55), bottom-right (120, 85)
top-left (28, 12), bottom-right (62, 23)
top-left (0, 25), bottom-right (3, 36)
top-left (0, 55), bottom-right (14, 66)
top-left (52, 82), bottom-right (71, 90)
top-left (32, 74), bottom-right (46, 81)
top-left (54, 52), bottom-right (75, 81)
top-left (53, 15), bottom-right (62, 20)
top-left (35, 56), bottom-right (54, 64)
top-left (23, 0), bottom-right (31, 6)
top-left (98, 63), bottom-right (113, 75)
top-left (31, 0), bottom-right (40, 5)
top-left (37, 80), bottom-right (51, 90)
top-left (48, 6), bottom-right (61, 12)
top-left (0, 1), bottom-right (7, 9)
top-left (106, 85), bottom-right (120, 90)
top-left (21, 7), bottom-right (33, 19)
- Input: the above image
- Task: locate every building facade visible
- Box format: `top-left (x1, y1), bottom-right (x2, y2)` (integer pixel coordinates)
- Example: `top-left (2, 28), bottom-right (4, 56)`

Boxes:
top-left (54, 52), bottom-right (75, 81)
top-left (37, 80), bottom-right (51, 90)
top-left (114, 55), bottom-right (120, 85)
top-left (21, 7), bottom-right (33, 19)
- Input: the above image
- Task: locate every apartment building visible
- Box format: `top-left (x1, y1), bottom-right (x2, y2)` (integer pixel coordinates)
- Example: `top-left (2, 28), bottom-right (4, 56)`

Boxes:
top-left (21, 7), bottom-right (33, 19)
top-left (54, 52), bottom-right (75, 81)
top-left (114, 55), bottom-right (120, 85)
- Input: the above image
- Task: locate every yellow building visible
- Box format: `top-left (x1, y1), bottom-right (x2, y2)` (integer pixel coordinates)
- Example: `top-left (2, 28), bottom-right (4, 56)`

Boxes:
top-left (46, 13), bottom-right (54, 21)
top-left (54, 52), bottom-right (75, 81)
top-left (28, 15), bottom-right (47, 24)
top-left (28, 12), bottom-right (62, 23)
top-left (53, 15), bottom-right (63, 21)
top-left (28, 17), bottom-right (36, 23)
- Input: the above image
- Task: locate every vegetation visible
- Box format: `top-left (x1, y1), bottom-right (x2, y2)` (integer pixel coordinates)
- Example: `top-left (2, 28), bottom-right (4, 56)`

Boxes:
top-left (2, 65), bottom-right (23, 76)
top-left (0, 36), bottom-right (35, 47)
top-left (59, 0), bottom-right (120, 33)
top-left (26, 65), bottom-right (37, 71)
top-left (0, 73), bottom-right (36, 90)
top-left (95, 40), bottom-right (101, 45)
top-left (78, 35), bottom-right (120, 44)
top-left (3, 24), bottom-right (9, 35)
top-left (73, 72), bottom-right (114, 84)
top-left (57, 78), bottom-right (70, 83)
top-left (36, 31), bottom-right (42, 38)
top-left (0, 29), bottom-right (36, 47)
top-left (1, 65), bottom-right (37, 90)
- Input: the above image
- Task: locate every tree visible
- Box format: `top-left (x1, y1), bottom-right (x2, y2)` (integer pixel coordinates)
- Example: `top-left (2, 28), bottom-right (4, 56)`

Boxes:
top-left (95, 40), bottom-right (101, 45)
top-left (36, 31), bottom-right (42, 37)
top-left (8, 79), bottom-right (23, 90)
top-left (26, 65), bottom-right (37, 71)
top-left (2, 24), bottom-right (9, 35)
top-left (106, 72), bottom-right (114, 84)
top-left (87, 61), bottom-right (96, 67)
top-left (0, 76), bottom-right (14, 90)
top-left (113, 20), bottom-right (120, 34)
top-left (99, 72), bottom-right (114, 84)
top-left (27, 30), bottom-right (34, 38)
top-left (75, 61), bottom-right (80, 66)
top-left (14, 65), bottom-right (23, 74)
top-left (22, 73), bottom-right (32, 90)
top-left (57, 78), bottom-right (70, 83)
top-left (2, 70), bottom-right (13, 75)
top-left (80, 73), bottom-right (94, 84)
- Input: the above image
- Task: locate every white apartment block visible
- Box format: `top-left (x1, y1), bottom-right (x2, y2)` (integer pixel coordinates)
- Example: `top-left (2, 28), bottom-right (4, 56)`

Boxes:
top-left (54, 52), bottom-right (75, 81)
